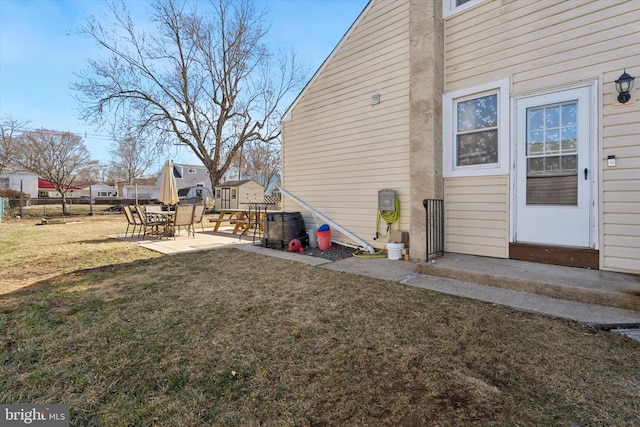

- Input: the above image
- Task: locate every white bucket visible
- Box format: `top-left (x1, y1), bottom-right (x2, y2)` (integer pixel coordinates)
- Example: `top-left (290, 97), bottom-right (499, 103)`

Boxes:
top-left (307, 228), bottom-right (318, 248)
top-left (386, 242), bottom-right (404, 260)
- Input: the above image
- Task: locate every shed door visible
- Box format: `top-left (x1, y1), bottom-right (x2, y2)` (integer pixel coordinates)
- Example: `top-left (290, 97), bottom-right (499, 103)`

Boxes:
top-left (220, 188), bottom-right (231, 210)
top-left (515, 87), bottom-right (593, 247)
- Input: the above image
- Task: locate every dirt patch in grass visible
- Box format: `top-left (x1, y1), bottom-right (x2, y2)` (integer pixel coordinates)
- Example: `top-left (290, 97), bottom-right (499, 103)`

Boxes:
top-left (1, 216), bottom-right (639, 425)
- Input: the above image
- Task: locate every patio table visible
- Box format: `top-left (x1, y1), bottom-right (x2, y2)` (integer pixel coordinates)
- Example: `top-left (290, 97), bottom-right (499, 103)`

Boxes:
top-left (146, 210), bottom-right (175, 237)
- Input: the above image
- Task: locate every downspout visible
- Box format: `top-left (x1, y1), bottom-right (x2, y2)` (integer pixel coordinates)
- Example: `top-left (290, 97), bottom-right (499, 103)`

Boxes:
top-left (278, 186), bottom-right (375, 253)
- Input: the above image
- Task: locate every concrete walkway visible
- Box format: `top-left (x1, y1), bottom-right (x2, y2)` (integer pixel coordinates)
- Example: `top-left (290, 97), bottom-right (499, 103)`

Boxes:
top-left (114, 229), bottom-right (640, 343)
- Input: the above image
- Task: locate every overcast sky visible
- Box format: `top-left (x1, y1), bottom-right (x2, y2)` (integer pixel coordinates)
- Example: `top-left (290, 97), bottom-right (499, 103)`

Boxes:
top-left (0, 0), bottom-right (368, 165)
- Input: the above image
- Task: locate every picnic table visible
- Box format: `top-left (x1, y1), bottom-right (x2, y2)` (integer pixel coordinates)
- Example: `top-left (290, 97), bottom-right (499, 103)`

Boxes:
top-left (208, 209), bottom-right (249, 234)
top-left (208, 205), bottom-right (275, 237)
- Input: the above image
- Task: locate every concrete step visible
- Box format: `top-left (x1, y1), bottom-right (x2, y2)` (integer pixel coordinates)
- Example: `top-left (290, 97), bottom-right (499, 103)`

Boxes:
top-left (417, 254), bottom-right (640, 312)
top-left (317, 255), bottom-right (640, 330)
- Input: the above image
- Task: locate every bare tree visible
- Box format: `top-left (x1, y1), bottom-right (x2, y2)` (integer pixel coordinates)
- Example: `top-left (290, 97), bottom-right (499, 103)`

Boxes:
top-left (75, 161), bottom-right (106, 185)
top-left (108, 134), bottom-right (156, 184)
top-left (232, 139), bottom-right (280, 192)
top-left (14, 129), bottom-right (97, 215)
top-left (74, 0), bottom-right (306, 190)
top-left (0, 115), bottom-right (30, 176)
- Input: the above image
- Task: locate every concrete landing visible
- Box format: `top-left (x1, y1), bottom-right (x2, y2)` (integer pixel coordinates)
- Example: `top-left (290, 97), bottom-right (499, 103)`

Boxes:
top-left (417, 254), bottom-right (640, 312)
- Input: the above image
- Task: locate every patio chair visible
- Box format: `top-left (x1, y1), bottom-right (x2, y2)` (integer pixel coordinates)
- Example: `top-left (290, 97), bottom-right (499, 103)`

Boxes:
top-left (170, 204), bottom-right (196, 239)
top-left (192, 204), bottom-right (206, 233)
top-left (123, 205), bottom-right (141, 237)
top-left (134, 204), bottom-right (165, 238)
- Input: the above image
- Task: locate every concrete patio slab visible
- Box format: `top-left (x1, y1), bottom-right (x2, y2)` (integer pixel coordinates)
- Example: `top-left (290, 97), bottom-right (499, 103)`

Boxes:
top-left (111, 228), bottom-right (254, 255)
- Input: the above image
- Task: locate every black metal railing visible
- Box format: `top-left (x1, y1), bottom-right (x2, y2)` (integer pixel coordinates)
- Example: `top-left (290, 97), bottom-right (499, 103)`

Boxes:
top-left (423, 199), bottom-right (444, 259)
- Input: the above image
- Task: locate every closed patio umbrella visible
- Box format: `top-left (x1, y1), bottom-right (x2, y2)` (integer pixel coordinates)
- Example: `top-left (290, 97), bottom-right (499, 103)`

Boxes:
top-left (158, 160), bottom-right (179, 206)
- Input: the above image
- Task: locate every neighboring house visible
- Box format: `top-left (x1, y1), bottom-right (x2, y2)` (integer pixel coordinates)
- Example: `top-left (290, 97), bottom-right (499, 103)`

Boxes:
top-left (120, 163), bottom-right (212, 203)
top-left (0, 165), bottom-right (39, 199)
top-left (156, 163), bottom-right (212, 193)
top-left (280, 0), bottom-right (639, 274)
top-left (37, 178), bottom-right (82, 198)
top-left (178, 185), bottom-right (213, 204)
top-left (121, 185), bottom-right (159, 201)
top-left (214, 180), bottom-right (264, 210)
top-left (79, 183), bottom-right (118, 199)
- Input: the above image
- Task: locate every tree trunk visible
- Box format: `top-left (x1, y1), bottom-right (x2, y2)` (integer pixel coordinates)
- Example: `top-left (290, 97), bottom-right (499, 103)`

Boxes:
top-left (208, 167), bottom-right (225, 193)
top-left (61, 194), bottom-right (68, 216)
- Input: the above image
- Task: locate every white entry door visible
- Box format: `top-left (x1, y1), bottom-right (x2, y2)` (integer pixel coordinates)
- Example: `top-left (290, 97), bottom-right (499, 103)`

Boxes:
top-left (515, 87), bottom-right (593, 247)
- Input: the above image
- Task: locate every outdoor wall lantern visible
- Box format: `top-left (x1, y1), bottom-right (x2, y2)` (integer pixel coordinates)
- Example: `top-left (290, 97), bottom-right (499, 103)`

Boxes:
top-left (615, 70), bottom-right (635, 104)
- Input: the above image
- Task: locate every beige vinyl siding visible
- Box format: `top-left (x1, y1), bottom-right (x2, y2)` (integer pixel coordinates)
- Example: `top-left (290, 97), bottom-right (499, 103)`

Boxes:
top-left (444, 176), bottom-right (509, 258)
top-left (601, 68), bottom-right (640, 273)
top-left (445, 1), bottom-right (639, 94)
top-left (445, 0), bottom-right (640, 272)
top-left (282, 0), bottom-right (411, 248)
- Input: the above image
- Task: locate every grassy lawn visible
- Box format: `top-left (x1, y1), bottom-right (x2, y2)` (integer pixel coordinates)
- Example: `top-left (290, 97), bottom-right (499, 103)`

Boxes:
top-left (1, 214), bottom-right (639, 426)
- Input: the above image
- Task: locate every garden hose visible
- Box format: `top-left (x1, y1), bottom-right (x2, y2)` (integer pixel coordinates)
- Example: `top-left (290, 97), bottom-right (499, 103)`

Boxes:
top-left (374, 195), bottom-right (400, 240)
top-left (352, 247), bottom-right (387, 258)
top-left (353, 195), bottom-right (400, 258)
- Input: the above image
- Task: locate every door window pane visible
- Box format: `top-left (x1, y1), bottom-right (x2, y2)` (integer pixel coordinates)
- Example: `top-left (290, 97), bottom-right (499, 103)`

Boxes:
top-left (545, 106), bottom-right (560, 128)
top-left (561, 155), bottom-right (577, 172)
top-left (561, 127), bottom-right (577, 150)
top-left (528, 108), bottom-right (544, 130)
top-left (544, 130), bottom-right (560, 154)
top-left (561, 104), bottom-right (576, 126)
top-left (527, 158), bottom-right (545, 176)
top-left (525, 101), bottom-right (578, 205)
top-left (526, 101), bottom-right (577, 175)
top-left (528, 130), bottom-right (544, 154)
top-left (545, 156), bottom-right (560, 173)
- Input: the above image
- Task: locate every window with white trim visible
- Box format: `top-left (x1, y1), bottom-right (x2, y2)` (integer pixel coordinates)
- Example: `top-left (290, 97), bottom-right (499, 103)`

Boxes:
top-left (456, 94), bottom-right (498, 166)
top-left (443, 0), bottom-right (484, 18)
top-left (443, 78), bottom-right (510, 177)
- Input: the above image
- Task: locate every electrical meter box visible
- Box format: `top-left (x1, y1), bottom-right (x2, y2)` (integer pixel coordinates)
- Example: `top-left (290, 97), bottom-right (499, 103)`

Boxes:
top-left (378, 189), bottom-right (396, 211)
